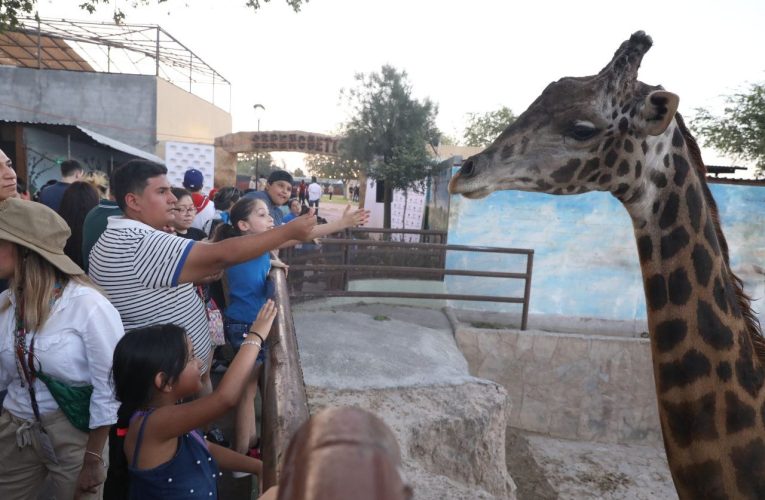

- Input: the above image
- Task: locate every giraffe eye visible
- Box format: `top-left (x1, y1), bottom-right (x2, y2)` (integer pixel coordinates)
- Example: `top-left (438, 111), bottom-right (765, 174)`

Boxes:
top-left (570, 121), bottom-right (599, 141)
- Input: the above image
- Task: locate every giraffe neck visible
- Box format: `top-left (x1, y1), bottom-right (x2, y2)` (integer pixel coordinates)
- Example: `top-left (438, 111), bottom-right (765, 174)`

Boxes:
top-left (622, 123), bottom-right (765, 499)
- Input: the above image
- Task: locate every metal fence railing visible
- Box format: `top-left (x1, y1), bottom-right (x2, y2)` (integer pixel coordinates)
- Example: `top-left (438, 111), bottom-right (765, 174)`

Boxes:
top-left (282, 228), bottom-right (534, 330)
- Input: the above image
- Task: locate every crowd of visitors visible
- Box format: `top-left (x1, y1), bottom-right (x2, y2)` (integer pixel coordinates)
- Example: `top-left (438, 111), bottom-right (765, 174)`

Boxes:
top-left (0, 147), bottom-right (371, 499)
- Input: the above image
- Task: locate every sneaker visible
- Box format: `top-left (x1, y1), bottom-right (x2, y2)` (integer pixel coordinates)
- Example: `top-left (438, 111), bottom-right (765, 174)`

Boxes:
top-left (205, 427), bottom-right (229, 448)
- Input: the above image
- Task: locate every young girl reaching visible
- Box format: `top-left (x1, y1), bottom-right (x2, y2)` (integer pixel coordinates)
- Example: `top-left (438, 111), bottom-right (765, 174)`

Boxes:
top-left (111, 300), bottom-right (277, 498)
top-left (212, 198), bottom-right (283, 462)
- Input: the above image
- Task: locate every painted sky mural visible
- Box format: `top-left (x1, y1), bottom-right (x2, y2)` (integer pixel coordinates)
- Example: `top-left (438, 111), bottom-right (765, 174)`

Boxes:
top-left (446, 179), bottom-right (765, 327)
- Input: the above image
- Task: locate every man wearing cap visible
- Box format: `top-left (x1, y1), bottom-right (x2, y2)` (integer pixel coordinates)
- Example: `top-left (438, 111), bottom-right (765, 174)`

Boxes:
top-left (244, 170), bottom-right (370, 237)
top-left (182, 168), bottom-right (217, 234)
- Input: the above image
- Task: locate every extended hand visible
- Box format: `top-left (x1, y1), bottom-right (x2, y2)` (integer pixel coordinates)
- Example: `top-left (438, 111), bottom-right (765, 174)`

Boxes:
top-left (341, 205), bottom-right (370, 228)
top-left (249, 299), bottom-right (277, 342)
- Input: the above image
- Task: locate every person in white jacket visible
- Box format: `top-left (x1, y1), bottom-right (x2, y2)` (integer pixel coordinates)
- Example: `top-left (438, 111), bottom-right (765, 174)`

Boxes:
top-left (0, 198), bottom-right (125, 500)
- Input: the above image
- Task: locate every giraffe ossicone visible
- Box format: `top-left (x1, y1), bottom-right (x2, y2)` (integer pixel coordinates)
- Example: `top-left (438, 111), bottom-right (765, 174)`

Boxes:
top-left (450, 31), bottom-right (765, 500)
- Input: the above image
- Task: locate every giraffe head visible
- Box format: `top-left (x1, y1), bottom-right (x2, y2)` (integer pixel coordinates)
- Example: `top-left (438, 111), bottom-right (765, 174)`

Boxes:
top-left (449, 31), bottom-right (679, 202)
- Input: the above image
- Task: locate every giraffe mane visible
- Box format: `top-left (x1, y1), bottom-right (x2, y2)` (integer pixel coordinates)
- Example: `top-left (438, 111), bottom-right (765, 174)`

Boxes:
top-left (675, 113), bottom-right (765, 362)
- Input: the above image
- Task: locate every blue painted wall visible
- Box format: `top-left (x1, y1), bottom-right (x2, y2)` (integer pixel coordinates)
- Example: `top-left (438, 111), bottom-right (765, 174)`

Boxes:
top-left (446, 177), bottom-right (765, 326)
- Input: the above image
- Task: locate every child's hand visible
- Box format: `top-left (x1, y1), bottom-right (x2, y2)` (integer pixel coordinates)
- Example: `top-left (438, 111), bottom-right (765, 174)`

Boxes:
top-left (270, 258), bottom-right (289, 277)
top-left (288, 209), bottom-right (316, 241)
top-left (249, 299), bottom-right (277, 342)
top-left (341, 205), bottom-right (370, 228)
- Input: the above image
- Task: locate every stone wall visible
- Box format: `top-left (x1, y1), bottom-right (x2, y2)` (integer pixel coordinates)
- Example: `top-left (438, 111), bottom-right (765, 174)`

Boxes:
top-left (455, 325), bottom-right (663, 446)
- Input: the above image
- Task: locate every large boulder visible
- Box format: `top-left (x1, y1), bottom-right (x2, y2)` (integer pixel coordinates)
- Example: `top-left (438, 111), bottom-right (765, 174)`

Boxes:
top-left (294, 306), bottom-right (516, 499)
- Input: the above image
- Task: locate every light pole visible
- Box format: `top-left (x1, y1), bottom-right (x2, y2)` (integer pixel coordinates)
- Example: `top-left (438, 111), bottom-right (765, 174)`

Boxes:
top-left (253, 104), bottom-right (265, 189)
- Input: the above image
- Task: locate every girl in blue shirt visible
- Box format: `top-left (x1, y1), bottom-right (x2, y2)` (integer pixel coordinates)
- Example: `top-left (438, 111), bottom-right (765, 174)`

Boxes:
top-left (212, 197), bottom-right (288, 466)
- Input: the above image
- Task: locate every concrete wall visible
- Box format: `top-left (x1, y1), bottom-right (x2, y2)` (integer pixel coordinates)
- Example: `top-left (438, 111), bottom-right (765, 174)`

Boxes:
top-left (155, 78), bottom-right (231, 148)
top-left (455, 325), bottom-right (663, 446)
top-left (445, 177), bottom-right (765, 326)
top-left (0, 66), bottom-right (157, 151)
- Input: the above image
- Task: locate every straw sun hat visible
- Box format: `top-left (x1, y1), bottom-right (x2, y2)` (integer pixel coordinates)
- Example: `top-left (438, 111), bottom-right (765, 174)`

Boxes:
top-left (0, 198), bottom-right (83, 275)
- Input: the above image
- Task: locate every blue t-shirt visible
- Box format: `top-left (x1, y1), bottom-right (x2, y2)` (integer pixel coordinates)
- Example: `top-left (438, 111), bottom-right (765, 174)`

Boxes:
top-left (224, 252), bottom-right (271, 324)
top-left (38, 181), bottom-right (71, 212)
top-left (242, 191), bottom-right (285, 226)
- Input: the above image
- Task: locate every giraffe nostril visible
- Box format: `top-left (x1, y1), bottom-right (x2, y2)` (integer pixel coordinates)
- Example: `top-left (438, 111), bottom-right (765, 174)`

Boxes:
top-left (460, 159), bottom-right (475, 178)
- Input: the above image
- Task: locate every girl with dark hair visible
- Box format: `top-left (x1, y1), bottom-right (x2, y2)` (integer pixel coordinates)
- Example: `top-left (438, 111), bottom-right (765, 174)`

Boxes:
top-left (58, 181), bottom-right (100, 269)
top-left (110, 301), bottom-right (275, 499)
top-left (170, 187), bottom-right (205, 241)
top-left (212, 197), bottom-right (291, 467)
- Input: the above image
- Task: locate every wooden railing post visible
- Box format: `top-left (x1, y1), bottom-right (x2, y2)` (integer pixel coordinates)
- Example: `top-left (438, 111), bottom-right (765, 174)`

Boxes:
top-left (260, 269), bottom-right (310, 489)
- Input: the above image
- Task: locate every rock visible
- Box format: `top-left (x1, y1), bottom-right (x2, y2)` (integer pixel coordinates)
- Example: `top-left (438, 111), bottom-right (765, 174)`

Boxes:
top-left (307, 383), bottom-right (516, 499)
top-left (294, 307), bottom-right (516, 499)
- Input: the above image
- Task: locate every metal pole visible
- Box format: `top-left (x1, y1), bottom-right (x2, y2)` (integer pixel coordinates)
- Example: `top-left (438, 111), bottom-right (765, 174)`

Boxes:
top-left (521, 251), bottom-right (534, 331)
top-left (155, 27), bottom-right (160, 76)
top-left (37, 18), bottom-right (42, 69)
top-left (253, 104), bottom-right (265, 189)
top-left (255, 117), bottom-right (260, 187)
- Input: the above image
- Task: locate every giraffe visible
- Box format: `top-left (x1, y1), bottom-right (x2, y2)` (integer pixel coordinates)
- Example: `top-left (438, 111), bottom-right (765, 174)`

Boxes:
top-left (449, 31), bottom-right (765, 499)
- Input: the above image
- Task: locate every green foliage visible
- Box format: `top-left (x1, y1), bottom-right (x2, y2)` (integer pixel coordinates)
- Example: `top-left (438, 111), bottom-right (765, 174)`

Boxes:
top-left (304, 154), bottom-right (360, 183)
top-left (463, 106), bottom-right (516, 147)
top-left (237, 152), bottom-right (277, 177)
top-left (692, 82), bottom-right (765, 177)
top-left (0, 0), bottom-right (306, 28)
top-left (341, 65), bottom-right (440, 193)
top-left (292, 167), bottom-right (305, 178)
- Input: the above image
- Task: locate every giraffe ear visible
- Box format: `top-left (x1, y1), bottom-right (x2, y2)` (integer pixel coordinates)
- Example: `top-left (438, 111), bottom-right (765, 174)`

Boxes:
top-left (640, 90), bottom-right (679, 136)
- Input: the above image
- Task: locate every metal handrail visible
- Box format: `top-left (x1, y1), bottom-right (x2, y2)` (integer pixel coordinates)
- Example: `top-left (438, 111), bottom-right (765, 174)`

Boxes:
top-left (284, 229), bottom-right (534, 330)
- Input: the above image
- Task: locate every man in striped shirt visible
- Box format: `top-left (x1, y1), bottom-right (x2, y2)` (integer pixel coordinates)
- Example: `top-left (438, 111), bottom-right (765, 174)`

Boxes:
top-left (88, 159), bottom-right (314, 380)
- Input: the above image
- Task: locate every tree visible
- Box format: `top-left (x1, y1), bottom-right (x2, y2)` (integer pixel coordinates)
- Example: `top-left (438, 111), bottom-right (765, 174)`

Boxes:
top-left (692, 82), bottom-right (765, 178)
top-left (0, 0), bottom-right (307, 27)
top-left (237, 152), bottom-right (277, 178)
top-left (463, 106), bottom-right (516, 147)
top-left (304, 154), bottom-right (361, 185)
top-left (341, 65), bottom-right (439, 228)
top-left (292, 167), bottom-right (305, 178)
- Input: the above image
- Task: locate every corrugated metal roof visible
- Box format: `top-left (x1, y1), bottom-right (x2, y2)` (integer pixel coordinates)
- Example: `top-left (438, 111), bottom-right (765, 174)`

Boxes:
top-left (0, 31), bottom-right (93, 71)
top-left (77, 126), bottom-right (164, 164)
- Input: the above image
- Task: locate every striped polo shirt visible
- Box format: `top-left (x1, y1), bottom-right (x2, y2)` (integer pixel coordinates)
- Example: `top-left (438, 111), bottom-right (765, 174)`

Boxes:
top-left (88, 216), bottom-right (211, 368)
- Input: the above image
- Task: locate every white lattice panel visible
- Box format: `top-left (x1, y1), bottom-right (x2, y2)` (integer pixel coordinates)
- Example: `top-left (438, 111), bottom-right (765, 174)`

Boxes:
top-left (165, 141), bottom-right (215, 193)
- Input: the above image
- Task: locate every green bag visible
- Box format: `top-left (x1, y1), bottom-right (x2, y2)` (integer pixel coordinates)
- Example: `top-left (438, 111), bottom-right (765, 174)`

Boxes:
top-left (36, 370), bottom-right (93, 433)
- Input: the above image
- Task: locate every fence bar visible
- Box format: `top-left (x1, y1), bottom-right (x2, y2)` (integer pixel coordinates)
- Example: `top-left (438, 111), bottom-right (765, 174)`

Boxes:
top-left (261, 269), bottom-right (310, 489)
top-left (297, 290), bottom-right (526, 303)
top-left (319, 238), bottom-right (533, 254)
top-left (288, 264), bottom-right (529, 280)
top-left (521, 251), bottom-right (534, 330)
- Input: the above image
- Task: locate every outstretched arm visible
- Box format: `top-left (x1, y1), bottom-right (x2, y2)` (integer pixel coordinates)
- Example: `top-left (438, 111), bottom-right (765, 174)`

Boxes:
top-left (146, 301), bottom-right (278, 442)
top-left (208, 442), bottom-right (262, 474)
top-left (278, 206), bottom-right (369, 248)
top-left (180, 213), bottom-right (315, 284)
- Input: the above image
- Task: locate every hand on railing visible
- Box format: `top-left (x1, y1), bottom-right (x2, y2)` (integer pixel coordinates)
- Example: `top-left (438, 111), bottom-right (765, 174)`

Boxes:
top-left (249, 299), bottom-right (277, 344)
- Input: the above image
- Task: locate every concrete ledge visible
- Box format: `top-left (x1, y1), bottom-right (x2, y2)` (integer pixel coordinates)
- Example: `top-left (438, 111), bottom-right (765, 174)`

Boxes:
top-left (453, 324), bottom-right (662, 446)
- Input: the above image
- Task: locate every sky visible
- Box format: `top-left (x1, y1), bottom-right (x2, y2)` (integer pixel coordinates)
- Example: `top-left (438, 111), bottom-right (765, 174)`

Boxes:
top-left (38, 0), bottom-right (765, 174)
